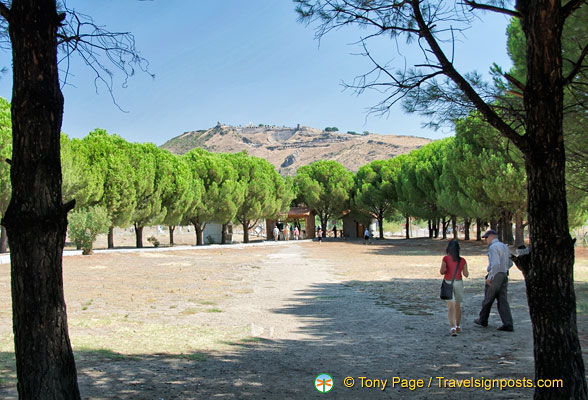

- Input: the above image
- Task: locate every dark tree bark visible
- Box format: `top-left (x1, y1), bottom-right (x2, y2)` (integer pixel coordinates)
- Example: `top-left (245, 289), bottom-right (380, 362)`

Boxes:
top-left (107, 226), bottom-right (114, 249)
top-left (518, 2), bottom-right (586, 397)
top-left (405, 215), bottom-right (410, 239)
top-left (377, 215), bottom-right (384, 239)
top-left (476, 218), bottom-right (482, 241)
top-left (189, 218), bottom-right (206, 246)
top-left (464, 218), bottom-right (471, 241)
top-left (192, 221), bottom-right (203, 246)
top-left (0, 225), bottom-right (8, 253)
top-left (169, 225), bottom-right (175, 246)
top-left (221, 223), bottom-right (227, 244)
top-left (134, 224), bottom-right (143, 248)
top-left (451, 217), bottom-right (457, 240)
top-left (427, 219), bottom-right (432, 238)
top-left (319, 216), bottom-right (329, 236)
top-left (501, 210), bottom-right (514, 245)
top-left (441, 217), bottom-right (448, 240)
top-left (242, 221), bottom-right (249, 243)
top-left (1, 1), bottom-right (81, 398)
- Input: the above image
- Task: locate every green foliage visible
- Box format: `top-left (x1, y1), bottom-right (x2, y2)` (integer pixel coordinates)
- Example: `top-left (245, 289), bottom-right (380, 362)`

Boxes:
top-left (159, 151), bottom-right (197, 228)
top-left (68, 206), bottom-right (110, 255)
top-left (128, 142), bottom-right (165, 231)
top-left (61, 134), bottom-right (104, 208)
top-left (184, 149), bottom-right (243, 230)
top-left (0, 97), bottom-right (11, 217)
top-left (503, 14), bottom-right (588, 228)
top-left (81, 129), bottom-right (137, 229)
top-left (352, 159), bottom-right (397, 237)
top-left (324, 127), bottom-right (339, 132)
top-left (230, 152), bottom-right (293, 241)
top-left (450, 115), bottom-right (526, 220)
top-left (295, 160), bottom-right (353, 229)
top-left (397, 140), bottom-right (450, 220)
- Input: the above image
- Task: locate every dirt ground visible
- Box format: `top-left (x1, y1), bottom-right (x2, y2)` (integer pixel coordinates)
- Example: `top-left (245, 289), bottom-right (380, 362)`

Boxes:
top-left (1, 237), bottom-right (588, 399)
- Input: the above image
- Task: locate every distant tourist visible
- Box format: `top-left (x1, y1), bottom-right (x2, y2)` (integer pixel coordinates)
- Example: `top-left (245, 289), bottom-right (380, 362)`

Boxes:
top-left (440, 240), bottom-right (469, 336)
top-left (273, 226), bottom-right (279, 242)
top-left (364, 228), bottom-right (370, 244)
top-left (294, 226), bottom-right (299, 240)
top-left (317, 228), bottom-right (322, 244)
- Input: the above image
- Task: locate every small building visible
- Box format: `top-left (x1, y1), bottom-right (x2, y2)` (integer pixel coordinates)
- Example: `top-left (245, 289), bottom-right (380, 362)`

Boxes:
top-left (202, 222), bottom-right (233, 244)
top-left (266, 207), bottom-right (316, 240)
top-left (342, 212), bottom-right (377, 239)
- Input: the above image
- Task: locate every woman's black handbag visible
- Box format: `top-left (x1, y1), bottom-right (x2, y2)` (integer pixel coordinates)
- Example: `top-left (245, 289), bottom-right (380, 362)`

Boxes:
top-left (440, 257), bottom-right (460, 300)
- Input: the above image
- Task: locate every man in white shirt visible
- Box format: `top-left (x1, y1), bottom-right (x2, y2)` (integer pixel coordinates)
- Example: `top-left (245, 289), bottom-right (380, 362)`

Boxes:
top-left (474, 229), bottom-right (514, 331)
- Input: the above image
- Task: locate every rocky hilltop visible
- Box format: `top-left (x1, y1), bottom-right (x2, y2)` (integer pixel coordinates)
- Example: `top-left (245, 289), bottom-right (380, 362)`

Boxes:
top-left (160, 123), bottom-right (431, 174)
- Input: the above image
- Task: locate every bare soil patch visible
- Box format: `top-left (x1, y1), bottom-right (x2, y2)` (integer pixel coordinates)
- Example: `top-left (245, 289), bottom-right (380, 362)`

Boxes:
top-left (1, 238), bottom-right (588, 399)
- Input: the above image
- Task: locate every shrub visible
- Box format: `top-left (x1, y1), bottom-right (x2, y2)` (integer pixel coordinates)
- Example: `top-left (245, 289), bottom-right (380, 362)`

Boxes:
top-left (147, 236), bottom-right (160, 247)
top-left (68, 206), bottom-right (110, 255)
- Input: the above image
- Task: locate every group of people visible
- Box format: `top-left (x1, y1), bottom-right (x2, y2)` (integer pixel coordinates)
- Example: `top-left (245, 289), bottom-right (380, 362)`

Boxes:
top-left (440, 229), bottom-right (514, 336)
top-left (272, 224), bottom-right (300, 241)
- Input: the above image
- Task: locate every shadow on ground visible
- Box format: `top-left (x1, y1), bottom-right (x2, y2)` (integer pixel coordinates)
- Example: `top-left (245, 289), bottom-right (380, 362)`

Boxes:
top-left (321, 237), bottom-right (490, 258)
top-left (0, 277), bottom-right (540, 399)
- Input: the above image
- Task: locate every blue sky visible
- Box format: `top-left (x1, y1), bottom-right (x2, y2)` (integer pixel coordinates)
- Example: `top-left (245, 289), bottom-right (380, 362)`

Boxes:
top-left (0, 1), bottom-right (512, 145)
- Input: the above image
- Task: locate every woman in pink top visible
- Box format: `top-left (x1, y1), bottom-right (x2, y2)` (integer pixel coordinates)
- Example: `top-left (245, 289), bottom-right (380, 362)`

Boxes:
top-left (440, 240), bottom-right (469, 336)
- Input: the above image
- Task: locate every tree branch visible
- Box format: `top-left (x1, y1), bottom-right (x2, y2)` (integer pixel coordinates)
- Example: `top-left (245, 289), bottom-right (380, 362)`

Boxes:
top-left (563, 42), bottom-right (588, 86)
top-left (56, 8), bottom-right (153, 110)
top-left (561, 0), bottom-right (587, 19)
top-left (411, 0), bottom-right (529, 154)
top-left (462, 0), bottom-right (522, 17)
top-left (503, 73), bottom-right (526, 92)
top-left (0, 2), bottom-right (10, 22)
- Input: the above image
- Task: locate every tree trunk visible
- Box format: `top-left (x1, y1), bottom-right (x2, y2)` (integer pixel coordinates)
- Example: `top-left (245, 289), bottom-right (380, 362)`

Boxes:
top-left (518, 3), bottom-right (587, 397)
top-left (405, 215), bottom-right (410, 239)
top-left (3, 1), bottom-right (81, 397)
top-left (320, 216), bottom-right (328, 235)
top-left (242, 221), bottom-right (250, 243)
top-left (451, 217), bottom-right (457, 240)
top-left (501, 210), bottom-right (514, 245)
top-left (221, 223), bottom-right (227, 244)
top-left (476, 218), bottom-right (482, 241)
top-left (107, 226), bottom-right (114, 249)
top-left (428, 219), bottom-right (433, 238)
top-left (464, 218), bottom-right (471, 241)
top-left (134, 224), bottom-right (143, 248)
top-left (378, 216), bottom-right (384, 239)
top-left (195, 224), bottom-right (203, 246)
top-left (490, 218), bottom-right (498, 232)
top-left (0, 224), bottom-right (8, 253)
top-left (169, 226), bottom-right (175, 247)
top-left (525, 158), bottom-right (585, 399)
top-left (441, 217), bottom-right (447, 240)
top-left (514, 212), bottom-right (525, 248)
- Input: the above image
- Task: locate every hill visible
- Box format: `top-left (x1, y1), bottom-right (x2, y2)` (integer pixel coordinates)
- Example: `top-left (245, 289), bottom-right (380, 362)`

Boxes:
top-left (160, 123), bottom-right (431, 174)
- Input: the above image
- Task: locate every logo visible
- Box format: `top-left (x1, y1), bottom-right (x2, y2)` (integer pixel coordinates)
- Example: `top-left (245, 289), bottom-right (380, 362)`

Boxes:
top-left (315, 373), bottom-right (334, 393)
